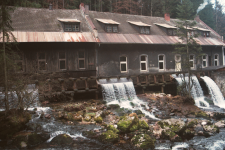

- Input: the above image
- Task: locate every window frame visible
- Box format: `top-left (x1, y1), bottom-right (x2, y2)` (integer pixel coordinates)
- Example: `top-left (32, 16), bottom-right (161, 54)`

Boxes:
top-left (59, 51), bottom-right (66, 70)
top-left (202, 54), bottom-right (208, 68)
top-left (158, 54), bottom-right (165, 71)
top-left (64, 23), bottom-right (80, 32)
top-left (105, 25), bottom-right (118, 33)
top-left (140, 26), bottom-right (150, 35)
top-left (214, 54), bottom-right (219, 66)
top-left (140, 55), bottom-right (148, 72)
top-left (38, 52), bottom-right (46, 71)
top-left (189, 54), bottom-right (195, 70)
top-left (120, 56), bottom-right (127, 73)
top-left (78, 51), bottom-right (85, 69)
top-left (174, 54), bottom-right (181, 72)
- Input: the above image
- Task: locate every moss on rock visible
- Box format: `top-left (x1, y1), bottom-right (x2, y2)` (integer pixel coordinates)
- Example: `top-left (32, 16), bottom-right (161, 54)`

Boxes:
top-left (94, 116), bottom-right (103, 123)
top-left (139, 120), bottom-right (149, 130)
top-left (131, 134), bottom-right (155, 149)
top-left (99, 130), bottom-right (119, 143)
top-left (107, 125), bottom-right (119, 133)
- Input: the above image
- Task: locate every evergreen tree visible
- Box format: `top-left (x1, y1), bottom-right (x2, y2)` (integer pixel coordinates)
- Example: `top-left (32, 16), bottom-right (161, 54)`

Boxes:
top-left (176, 0), bottom-right (195, 20)
top-left (0, 0), bottom-right (17, 113)
top-left (198, 1), bottom-right (215, 30)
top-left (175, 0), bottom-right (202, 99)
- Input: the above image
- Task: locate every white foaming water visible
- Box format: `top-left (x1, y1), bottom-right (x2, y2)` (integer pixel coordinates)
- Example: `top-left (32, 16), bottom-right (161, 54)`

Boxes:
top-left (101, 84), bottom-right (116, 102)
top-left (172, 143), bottom-right (189, 150)
top-left (47, 131), bottom-right (85, 142)
top-left (101, 80), bottom-right (158, 120)
top-left (113, 83), bottom-right (128, 101)
top-left (173, 74), bottom-right (209, 108)
top-left (201, 76), bottom-right (225, 108)
top-left (207, 140), bottom-right (225, 150)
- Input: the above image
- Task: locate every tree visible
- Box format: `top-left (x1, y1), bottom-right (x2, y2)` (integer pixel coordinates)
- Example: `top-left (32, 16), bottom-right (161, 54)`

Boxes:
top-left (198, 1), bottom-right (215, 30)
top-left (214, 0), bottom-right (225, 38)
top-left (0, 1), bottom-right (17, 113)
top-left (174, 0), bottom-right (203, 98)
top-left (177, 0), bottom-right (195, 20)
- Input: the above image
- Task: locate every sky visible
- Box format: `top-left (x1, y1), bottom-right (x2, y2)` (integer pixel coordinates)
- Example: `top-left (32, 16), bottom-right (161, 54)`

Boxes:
top-left (197, 0), bottom-right (225, 13)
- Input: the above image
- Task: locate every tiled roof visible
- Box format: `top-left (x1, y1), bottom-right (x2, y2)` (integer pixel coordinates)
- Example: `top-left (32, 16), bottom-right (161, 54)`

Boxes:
top-left (11, 7), bottom-right (90, 32)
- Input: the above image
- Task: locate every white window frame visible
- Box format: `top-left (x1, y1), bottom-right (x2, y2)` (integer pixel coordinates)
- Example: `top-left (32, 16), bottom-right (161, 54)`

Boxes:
top-left (189, 54), bottom-right (195, 70)
top-left (174, 54), bottom-right (181, 72)
top-left (158, 54), bottom-right (165, 71)
top-left (214, 54), bottom-right (219, 66)
top-left (140, 55), bottom-right (148, 72)
top-left (120, 56), bottom-right (127, 73)
top-left (78, 51), bottom-right (85, 69)
top-left (59, 52), bottom-right (66, 70)
top-left (202, 54), bottom-right (208, 68)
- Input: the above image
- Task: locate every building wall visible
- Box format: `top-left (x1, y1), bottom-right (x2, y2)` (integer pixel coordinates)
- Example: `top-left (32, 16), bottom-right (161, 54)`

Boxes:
top-left (97, 44), bottom-right (224, 77)
top-left (18, 42), bottom-right (96, 77)
top-left (201, 46), bottom-right (223, 67)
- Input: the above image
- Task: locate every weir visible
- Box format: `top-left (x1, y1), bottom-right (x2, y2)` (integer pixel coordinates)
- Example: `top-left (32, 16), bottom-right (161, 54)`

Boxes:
top-left (201, 76), bottom-right (225, 108)
top-left (172, 74), bottom-right (210, 108)
top-left (100, 78), bottom-right (158, 119)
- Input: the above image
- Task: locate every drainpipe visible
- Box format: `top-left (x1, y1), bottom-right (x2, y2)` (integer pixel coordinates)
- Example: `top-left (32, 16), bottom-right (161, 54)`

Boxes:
top-left (223, 46), bottom-right (225, 65)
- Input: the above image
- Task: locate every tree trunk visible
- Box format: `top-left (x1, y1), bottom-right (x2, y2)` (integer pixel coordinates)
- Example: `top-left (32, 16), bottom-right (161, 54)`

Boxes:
top-left (2, 5), bottom-right (9, 114)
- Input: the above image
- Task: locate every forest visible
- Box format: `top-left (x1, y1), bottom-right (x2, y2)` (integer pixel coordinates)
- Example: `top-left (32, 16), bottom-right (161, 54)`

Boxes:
top-left (4, 0), bottom-right (225, 40)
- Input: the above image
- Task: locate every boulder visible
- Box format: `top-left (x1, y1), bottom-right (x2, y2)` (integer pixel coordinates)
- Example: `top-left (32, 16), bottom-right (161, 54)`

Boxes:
top-left (50, 134), bottom-right (73, 146)
top-left (98, 130), bottom-right (119, 143)
top-left (215, 120), bottom-right (225, 128)
top-left (131, 134), bottom-right (155, 150)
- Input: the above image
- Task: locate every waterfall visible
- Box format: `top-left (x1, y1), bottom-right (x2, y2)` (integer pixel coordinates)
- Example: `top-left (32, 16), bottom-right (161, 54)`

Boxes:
top-left (173, 74), bottom-right (209, 108)
top-left (100, 80), bottom-right (158, 119)
top-left (201, 76), bottom-right (225, 108)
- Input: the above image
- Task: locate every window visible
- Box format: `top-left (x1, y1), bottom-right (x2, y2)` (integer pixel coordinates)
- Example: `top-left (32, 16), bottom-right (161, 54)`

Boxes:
top-left (140, 55), bottom-right (147, 71)
top-left (38, 52), bottom-right (46, 71)
top-left (113, 26), bottom-right (118, 32)
top-left (175, 54), bottom-right (181, 71)
top-left (78, 51), bottom-right (85, 69)
top-left (189, 54), bottom-right (195, 69)
top-left (214, 54), bottom-right (219, 66)
top-left (59, 52), bottom-right (66, 70)
top-left (106, 25), bottom-right (118, 33)
top-left (140, 27), bottom-right (150, 34)
top-left (202, 55), bottom-right (208, 68)
top-left (158, 55), bottom-right (165, 70)
top-left (64, 24), bottom-right (80, 32)
top-left (120, 56), bottom-right (127, 73)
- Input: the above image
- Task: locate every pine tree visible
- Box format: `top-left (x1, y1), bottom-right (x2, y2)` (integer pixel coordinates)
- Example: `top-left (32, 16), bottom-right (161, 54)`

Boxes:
top-left (175, 0), bottom-right (202, 99)
top-left (0, 1), bottom-right (17, 113)
top-left (198, 2), bottom-right (215, 30)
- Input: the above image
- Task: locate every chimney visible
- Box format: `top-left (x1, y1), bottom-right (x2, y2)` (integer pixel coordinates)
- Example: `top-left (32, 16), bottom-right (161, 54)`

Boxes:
top-left (164, 13), bottom-right (170, 21)
top-left (85, 5), bottom-right (89, 15)
top-left (79, 3), bottom-right (85, 9)
top-left (49, 3), bottom-right (53, 10)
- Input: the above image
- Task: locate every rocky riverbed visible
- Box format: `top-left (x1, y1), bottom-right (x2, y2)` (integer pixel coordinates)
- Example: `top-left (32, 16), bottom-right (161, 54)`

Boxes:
top-left (1, 93), bottom-right (225, 149)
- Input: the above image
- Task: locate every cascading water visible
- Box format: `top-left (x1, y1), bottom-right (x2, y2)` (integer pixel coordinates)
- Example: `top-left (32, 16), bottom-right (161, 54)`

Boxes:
top-left (172, 74), bottom-right (209, 108)
top-left (100, 78), bottom-right (158, 119)
top-left (201, 76), bottom-right (225, 108)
